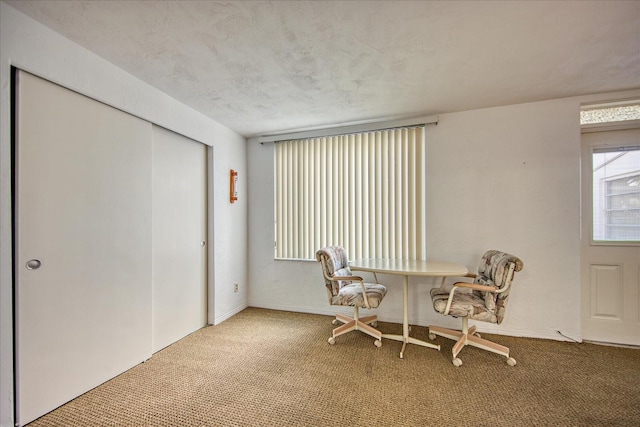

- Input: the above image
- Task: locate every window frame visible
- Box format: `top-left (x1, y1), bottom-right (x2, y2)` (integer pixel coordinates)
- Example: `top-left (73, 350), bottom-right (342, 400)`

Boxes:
top-left (589, 146), bottom-right (640, 246)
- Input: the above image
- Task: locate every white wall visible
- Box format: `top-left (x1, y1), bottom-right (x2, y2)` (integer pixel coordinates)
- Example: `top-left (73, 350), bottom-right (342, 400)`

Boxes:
top-left (0, 4), bottom-right (248, 426)
top-left (426, 99), bottom-right (582, 338)
top-left (248, 89), bottom-right (640, 343)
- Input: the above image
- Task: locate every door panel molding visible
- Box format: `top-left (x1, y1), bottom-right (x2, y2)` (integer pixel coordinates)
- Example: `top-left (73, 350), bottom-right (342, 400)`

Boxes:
top-left (589, 264), bottom-right (623, 319)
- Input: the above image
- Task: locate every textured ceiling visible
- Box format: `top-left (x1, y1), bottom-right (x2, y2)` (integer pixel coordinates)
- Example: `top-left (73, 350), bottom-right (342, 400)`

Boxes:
top-left (6, 0), bottom-right (640, 137)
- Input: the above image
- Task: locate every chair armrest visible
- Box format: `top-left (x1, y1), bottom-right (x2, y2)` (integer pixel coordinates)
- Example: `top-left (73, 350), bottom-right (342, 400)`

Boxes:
top-left (442, 286), bottom-right (461, 316)
top-left (331, 275), bottom-right (364, 282)
top-left (437, 272), bottom-right (476, 290)
top-left (441, 281), bottom-right (497, 315)
top-left (448, 273), bottom-right (477, 280)
top-left (331, 275), bottom-right (372, 309)
top-left (452, 282), bottom-right (497, 292)
top-left (359, 279), bottom-right (371, 309)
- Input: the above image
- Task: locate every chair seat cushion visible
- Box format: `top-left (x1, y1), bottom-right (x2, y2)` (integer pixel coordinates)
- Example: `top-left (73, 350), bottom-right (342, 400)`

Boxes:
top-left (331, 283), bottom-right (387, 308)
top-left (430, 288), bottom-right (497, 323)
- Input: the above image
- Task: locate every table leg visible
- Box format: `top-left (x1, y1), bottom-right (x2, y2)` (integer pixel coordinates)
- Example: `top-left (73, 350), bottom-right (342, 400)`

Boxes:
top-left (399, 274), bottom-right (440, 357)
top-left (380, 273), bottom-right (442, 357)
top-left (401, 275), bottom-right (409, 358)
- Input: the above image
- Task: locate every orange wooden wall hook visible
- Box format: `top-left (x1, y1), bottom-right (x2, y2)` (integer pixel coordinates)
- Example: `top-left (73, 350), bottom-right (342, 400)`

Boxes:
top-left (230, 169), bottom-right (238, 203)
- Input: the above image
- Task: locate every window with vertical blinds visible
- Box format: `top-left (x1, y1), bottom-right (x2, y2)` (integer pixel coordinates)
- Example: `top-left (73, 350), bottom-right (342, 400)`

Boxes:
top-left (275, 126), bottom-right (426, 260)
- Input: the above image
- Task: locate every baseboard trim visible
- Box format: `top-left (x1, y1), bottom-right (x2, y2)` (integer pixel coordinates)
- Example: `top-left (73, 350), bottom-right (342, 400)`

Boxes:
top-left (213, 304), bottom-right (248, 325)
top-left (245, 303), bottom-right (578, 342)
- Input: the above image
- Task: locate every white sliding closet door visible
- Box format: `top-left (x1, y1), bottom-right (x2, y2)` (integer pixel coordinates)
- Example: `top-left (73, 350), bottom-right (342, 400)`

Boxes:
top-left (152, 126), bottom-right (207, 353)
top-left (14, 71), bottom-right (153, 426)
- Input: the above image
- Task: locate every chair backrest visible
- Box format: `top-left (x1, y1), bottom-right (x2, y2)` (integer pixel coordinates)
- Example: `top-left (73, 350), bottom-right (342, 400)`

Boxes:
top-left (315, 246), bottom-right (352, 298)
top-left (473, 250), bottom-right (524, 324)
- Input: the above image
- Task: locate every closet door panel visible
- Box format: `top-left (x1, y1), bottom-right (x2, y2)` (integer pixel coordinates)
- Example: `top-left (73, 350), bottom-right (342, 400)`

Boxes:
top-left (15, 71), bottom-right (152, 425)
top-left (152, 125), bottom-right (207, 353)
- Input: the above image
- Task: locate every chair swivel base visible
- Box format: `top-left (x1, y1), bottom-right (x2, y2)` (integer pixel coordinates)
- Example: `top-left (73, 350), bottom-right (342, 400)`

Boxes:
top-left (328, 313), bottom-right (382, 347)
top-left (428, 323), bottom-right (516, 367)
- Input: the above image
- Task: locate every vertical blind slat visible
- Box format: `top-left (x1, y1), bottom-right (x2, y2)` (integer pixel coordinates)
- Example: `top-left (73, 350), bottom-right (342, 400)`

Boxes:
top-left (384, 132), bottom-right (391, 258)
top-left (275, 126), bottom-right (426, 260)
top-left (375, 133), bottom-right (383, 258)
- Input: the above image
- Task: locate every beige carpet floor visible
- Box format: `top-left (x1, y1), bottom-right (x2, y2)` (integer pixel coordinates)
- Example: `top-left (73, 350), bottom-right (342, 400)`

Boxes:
top-left (28, 307), bottom-right (640, 426)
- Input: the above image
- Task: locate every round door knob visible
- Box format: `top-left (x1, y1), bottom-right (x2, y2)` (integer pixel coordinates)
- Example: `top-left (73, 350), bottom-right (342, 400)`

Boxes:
top-left (26, 259), bottom-right (42, 270)
top-left (201, 241), bottom-right (206, 247)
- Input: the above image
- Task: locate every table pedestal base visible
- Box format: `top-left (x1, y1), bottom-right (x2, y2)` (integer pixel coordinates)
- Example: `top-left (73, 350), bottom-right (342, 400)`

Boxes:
top-left (382, 333), bottom-right (440, 359)
top-left (349, 259), bottom-right (468, 359)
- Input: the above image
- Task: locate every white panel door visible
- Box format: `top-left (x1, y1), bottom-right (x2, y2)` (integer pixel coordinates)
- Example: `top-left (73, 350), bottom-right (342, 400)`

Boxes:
top-left (152, 125), bottom-right (207, 353)
top-left (581, 128), bottom-right (640, 346)
top-left (15, 71), bottom-right (153, 425)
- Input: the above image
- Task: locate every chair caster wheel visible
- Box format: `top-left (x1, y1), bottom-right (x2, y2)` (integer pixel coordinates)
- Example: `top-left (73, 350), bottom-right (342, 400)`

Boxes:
top-left (506, 357), bottom-right (516, 366)
top-left (474, 333), bottom-right (481, 338)
top-left (428, 333), bottom-right (436, 340)
top-left (332, 319), bottom-right (339, 325)
top-left (371, 321), bottom-right (378, 327)
top-left (328, 337), bottom-right (336, 345)
top-left (452, 358), bottom-right (462, 367)
top-left (374, 339), bottom-right (382, 348)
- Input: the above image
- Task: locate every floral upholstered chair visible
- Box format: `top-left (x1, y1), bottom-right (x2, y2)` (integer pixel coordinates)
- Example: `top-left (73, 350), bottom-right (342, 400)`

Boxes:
top-left (428, 250), bottom-right (523, 367)
top-left (316, 246), bottom-right (387, 347)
